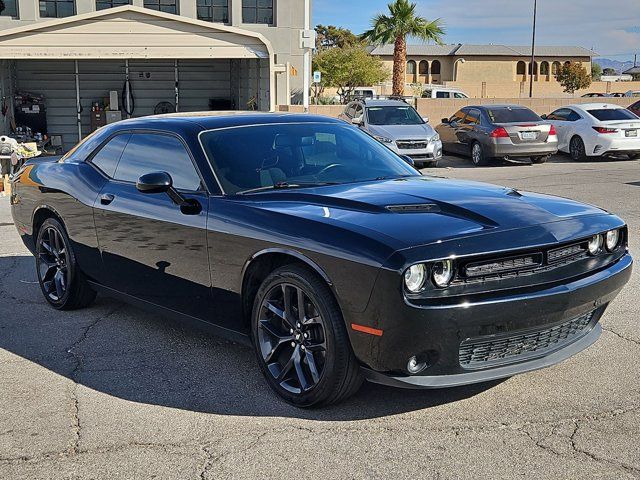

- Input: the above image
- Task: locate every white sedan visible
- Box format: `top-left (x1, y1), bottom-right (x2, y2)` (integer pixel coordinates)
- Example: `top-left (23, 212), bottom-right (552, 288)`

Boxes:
top-left (542, 103), bottom-right (640, 161)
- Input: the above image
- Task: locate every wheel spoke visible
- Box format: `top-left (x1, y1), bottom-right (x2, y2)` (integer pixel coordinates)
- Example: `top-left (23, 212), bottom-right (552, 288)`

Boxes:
top-left (265, 301), bottom-right (285, 320)
top-left (302, 314), bottom-right (320, 326)
top-left (282, 285), bottom-right (293, 323)
top-left (304, 350), bottom-right (321, 383)
top-left (294, 353), bottom-right (310, 391)
top-left (276, 345), bottom-right (298, 383)
top-left (54, 271), bottom-right (64, 299)
top-left (305, 339), bottom-right (326, 353)
top-left (296, 287), bottom-right (306, 322)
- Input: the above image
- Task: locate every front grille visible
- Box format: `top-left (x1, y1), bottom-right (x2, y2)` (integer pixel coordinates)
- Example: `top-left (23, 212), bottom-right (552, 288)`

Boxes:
top-left (397, 140), bottom-right (428, 149)
top-left (465, 253), bottom-right (543, 278)
top-left (459, 310), bottom-right (596, 369)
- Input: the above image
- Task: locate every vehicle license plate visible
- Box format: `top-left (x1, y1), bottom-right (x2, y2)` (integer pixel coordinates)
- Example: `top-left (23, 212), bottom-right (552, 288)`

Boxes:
top-left (625, 129), bottom-right (638, 137)
top-left (521, 131), bottom-right (537, 140)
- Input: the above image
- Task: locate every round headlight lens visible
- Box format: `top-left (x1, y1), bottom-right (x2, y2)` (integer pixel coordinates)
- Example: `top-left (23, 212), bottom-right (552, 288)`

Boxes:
top-left (432, 259), bottom-right (454, 288)
top-left (404, 264), bottom-right (427, 293)
top-left (605, 229), bottom-right (620, 251)
top-left (587, 234), bottom-right (603, 255)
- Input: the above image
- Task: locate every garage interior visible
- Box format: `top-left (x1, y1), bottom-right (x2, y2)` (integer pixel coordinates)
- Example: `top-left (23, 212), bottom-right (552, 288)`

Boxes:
top-left (0, 7), bottom-right (274, 153)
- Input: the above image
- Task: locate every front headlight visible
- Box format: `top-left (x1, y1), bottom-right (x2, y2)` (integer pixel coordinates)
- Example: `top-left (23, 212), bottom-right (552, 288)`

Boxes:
top-left (404, 264), bottom-right (427, 293)
top-left (431, 133), bottom-right (440, 143)
top-left (374, 136), bottom-right (394, 144)
top-left (587, 234), bottom-right (603, 255)
top-left (432, 259), bottom-right (454, 288)
top-left (605, 229), bottom-right (621, 251)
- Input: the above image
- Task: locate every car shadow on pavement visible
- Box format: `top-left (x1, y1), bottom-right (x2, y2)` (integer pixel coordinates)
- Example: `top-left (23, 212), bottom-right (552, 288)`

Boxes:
top-left (0, 255), bottom-right (502, 420)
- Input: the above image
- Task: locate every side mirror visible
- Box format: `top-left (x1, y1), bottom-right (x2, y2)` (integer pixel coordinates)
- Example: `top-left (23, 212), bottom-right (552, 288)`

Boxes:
top-left (137, 171), bottom-right (190, 208)
top-left (422, 117), bottom-right (430, 124)
top-left (441, 118), bottom-right (450, 124)
top-left (400, 155), bottom-right (415, 167)
top-left (351, 116), bottom-right (363, 125)
top-left (540, 114), bottom-right (547, 120)
top-left (137, 171), bottom-right (172, 194)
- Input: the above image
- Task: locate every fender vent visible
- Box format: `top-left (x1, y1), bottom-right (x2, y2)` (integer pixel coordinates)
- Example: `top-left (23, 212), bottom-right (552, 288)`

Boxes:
top-left (386, 203), bottom-right (440, 213)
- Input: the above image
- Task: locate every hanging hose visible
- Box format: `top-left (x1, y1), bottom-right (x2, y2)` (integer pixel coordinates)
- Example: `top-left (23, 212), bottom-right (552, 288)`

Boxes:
top-left (122, 78), bottom-right (134, 117)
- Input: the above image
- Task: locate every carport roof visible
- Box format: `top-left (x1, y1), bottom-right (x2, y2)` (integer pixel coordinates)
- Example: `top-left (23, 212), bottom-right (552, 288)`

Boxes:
top-left (0, 6), bottom-right (273, 60)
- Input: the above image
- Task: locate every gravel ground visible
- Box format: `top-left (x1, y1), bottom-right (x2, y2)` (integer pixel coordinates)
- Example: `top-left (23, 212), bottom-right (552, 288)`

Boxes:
top-left (0, 152), bottom-right (638, 479)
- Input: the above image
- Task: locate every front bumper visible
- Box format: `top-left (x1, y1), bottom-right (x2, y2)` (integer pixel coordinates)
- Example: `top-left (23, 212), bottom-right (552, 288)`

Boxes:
top-left (347, 252), bottom-right (632, 389)
top-left (388, 141), bottom-right (443, 164)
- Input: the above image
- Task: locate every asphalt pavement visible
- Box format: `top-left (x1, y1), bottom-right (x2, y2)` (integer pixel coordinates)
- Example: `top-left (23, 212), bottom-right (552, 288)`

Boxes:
top-left (0, 152), bottom-right (639, 479)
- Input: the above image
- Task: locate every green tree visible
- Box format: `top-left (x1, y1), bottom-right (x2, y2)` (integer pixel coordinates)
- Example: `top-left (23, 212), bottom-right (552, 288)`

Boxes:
top-left (591, 63), bottom-right (602, 81)
top-left (361, 0), bottom-right (444, 96)
top-left (557, 62), bottom-right (592, 94)
top-left (312, 46), bottom-right (389, 103)
top-left (602, 67), bottom-right (616, 75)
top-left (315, 25), bottom-right (360, 51)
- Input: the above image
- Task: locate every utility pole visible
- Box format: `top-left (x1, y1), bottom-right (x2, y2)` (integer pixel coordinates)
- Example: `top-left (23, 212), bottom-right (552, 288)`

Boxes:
top-left (529, 0), bottom-right (537, 98)
top-left (302, 0), bottom-right (312, 112)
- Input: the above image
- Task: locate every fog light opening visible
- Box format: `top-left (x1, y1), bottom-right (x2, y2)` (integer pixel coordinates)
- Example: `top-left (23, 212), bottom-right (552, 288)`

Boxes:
top-left (407, 355), bottom-right (429, 375)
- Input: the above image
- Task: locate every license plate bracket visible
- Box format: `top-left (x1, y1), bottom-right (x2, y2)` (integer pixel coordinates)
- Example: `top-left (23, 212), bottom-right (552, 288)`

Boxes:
top-left (521, 131), bottom-right (537, 140)
top-left (625, 129), bottom-right (638, 137)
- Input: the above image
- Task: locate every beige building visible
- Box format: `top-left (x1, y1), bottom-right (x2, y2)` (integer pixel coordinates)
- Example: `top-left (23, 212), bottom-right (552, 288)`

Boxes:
top-left (370, 44), bottom-right (595, 97)
top-left (0, 0), bottom-right (307, 149)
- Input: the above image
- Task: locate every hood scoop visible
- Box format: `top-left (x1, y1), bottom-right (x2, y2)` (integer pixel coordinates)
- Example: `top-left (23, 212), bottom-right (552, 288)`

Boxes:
top-left (386, 203), bottom-right (441, 213)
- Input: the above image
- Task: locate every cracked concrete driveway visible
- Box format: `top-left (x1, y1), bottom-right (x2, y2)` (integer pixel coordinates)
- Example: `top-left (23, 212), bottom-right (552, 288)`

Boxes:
top-left (0, 153), bottom-right (639, 479)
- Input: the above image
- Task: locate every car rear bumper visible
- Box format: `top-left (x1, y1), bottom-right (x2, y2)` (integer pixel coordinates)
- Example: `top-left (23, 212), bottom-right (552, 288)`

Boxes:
top-left (588, 136), bottom-right (640, 156)
top-left (347, 252), bottom-right (632, 389)
top-left (487, 141), bottom-right (558, 158)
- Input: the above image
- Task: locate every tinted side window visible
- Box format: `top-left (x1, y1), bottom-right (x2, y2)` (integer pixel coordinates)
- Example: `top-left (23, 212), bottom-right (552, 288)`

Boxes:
top-left (114, 133), bottom-right (201, 191)
top-left (436, 91), bottom-right (450, 98)
top-left (567, 110), bottom-right (582, 121)
top-left (463, 109), bottom-right (481, 125)
top-left (547, 109), bottom-right (570, 121)
top-left (450, 109), bottom-right (466, 123)
top-left (90, 133), bottom-right (130, 178)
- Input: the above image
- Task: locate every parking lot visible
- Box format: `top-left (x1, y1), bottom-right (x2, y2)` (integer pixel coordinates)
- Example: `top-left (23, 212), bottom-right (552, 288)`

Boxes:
top-left (0, 152), bottom-right (638, 480)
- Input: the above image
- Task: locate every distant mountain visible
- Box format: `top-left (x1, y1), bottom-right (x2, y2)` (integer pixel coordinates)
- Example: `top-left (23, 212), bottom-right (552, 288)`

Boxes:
top-left (593, 58), bottom-right (635, 74)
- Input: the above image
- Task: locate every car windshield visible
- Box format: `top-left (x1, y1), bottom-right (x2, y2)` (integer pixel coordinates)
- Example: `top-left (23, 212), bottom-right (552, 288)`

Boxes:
top-left (486, 108), bottom-right (541, 123)
top-left (199, 123), bottom-right (419, 195)
top-left (366, 106), bottom-right (424, 125)
top-left (587, 109), bottom-right (638, 121)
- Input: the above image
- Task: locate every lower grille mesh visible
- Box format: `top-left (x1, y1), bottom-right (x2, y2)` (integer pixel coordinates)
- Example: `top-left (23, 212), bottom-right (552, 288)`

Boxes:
top-left (459, 310), bottom-right (596, 369)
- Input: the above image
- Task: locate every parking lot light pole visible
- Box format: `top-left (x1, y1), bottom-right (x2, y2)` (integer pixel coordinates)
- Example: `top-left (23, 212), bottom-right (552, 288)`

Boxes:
top-left (529, 0), bottom-right (538, 98)
top-left (302, 0), bottom-right (311, 112)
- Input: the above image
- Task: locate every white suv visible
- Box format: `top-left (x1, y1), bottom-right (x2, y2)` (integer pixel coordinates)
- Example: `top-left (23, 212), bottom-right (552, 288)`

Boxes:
top-left (422, 87), bottom-right (469, 99)
top-left (339, 98), bottom-right (443, 168)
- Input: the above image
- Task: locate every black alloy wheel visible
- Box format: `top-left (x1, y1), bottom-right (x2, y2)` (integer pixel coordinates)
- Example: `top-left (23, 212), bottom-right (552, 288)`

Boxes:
top-left (569, 136), bottom-right (587, 161)
top-left (252, 265), bottom-right (362, 407)
top-left (35, 218), bottom-right (96, 310)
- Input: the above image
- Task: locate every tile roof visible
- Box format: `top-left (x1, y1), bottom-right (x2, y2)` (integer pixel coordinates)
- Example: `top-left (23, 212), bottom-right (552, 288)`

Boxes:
top-left (369, 44), bottom-right (596, 57)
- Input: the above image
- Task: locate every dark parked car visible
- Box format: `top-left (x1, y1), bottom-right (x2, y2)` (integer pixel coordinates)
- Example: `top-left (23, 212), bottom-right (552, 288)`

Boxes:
top-left (436, 105), bottom-right (558, 166)
top-left (629, 99), bottom-right (640, 118)
top-left (11, 113), bottom-right (632, 407)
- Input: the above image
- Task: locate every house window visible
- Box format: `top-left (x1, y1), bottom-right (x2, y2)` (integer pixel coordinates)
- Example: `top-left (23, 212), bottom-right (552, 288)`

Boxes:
top-left (540, 61), bottom-right (549, 75)
top-left (528, 61), bottom-right (538, 75)
top-left (96, 0), bottom-right (130, 10)
top-left (517, 61), bottom-right (526, 75)
top-left (431, 60), bottom-right (441, 75)
top-left (552, 61), bottom-right (561, 75)
top-left (144, 0), bottom-right (177, 14)
top-left (197, 0), bottom-right (228, 22)
top-left (406, 60), bottom-right (416, 74)
top-left (418, 60), bottom-right (429, 75)
top-left (242, 0), bottom-right (273, 24)
top-left (40, 0), bottom-right (75, 17)
top-left (0, 0), bottom-right (18, 16)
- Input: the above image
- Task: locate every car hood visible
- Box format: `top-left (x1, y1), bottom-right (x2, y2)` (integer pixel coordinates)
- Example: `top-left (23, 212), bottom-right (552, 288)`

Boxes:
top-left (236, 176), bottom-right (609, 251)
top-left (368, 123), bottom-right (435, 140)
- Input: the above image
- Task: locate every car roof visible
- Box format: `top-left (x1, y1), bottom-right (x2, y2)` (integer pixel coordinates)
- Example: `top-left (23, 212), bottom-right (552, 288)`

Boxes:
top-left (360, 99), bottom-right (413, 107)
top-left (566, 103), bottom-right (625, 111)
top-left (466, 104), bottom-right (533, 110)
top-left (110, 112), bottom-right (344, 131)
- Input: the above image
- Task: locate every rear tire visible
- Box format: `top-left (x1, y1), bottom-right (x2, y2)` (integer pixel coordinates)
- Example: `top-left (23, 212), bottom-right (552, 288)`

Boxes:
top-left (531, 156), bottom-right (547, 164)
top-left (628, 153), bottom-right (640, 160)
top-left (251, 264), bottom-right (363, 407)
top-left (471, 142), bottom-right (489, 166)
top-left (569, 136), bottom-right (588, 161)
top-left (35, 218), bottom-right (97, 310)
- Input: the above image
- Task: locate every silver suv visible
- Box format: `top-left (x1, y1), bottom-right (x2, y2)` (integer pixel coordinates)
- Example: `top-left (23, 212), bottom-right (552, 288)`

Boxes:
top-left (339, 99), bottom-right (443, 168)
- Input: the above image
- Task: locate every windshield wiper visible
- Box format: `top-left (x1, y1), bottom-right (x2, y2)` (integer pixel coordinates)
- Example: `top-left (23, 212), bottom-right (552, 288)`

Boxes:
top-left (373, 174), bottom-right (416, 181)
top-left (238, 181), bottom-right (339, 195)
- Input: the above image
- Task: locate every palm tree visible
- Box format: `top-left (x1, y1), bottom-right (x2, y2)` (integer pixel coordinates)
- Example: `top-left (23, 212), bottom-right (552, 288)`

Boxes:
top-left (362, 0), bottom-right (445, 96)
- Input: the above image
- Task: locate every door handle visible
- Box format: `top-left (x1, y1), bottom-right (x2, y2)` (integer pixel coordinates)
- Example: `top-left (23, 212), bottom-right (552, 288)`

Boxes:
top-left (100, 193), bottom-right (115, 205)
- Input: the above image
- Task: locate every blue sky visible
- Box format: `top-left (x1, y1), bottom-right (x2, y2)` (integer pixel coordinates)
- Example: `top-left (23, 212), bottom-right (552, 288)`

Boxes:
top-left (313, 0), bottom-right (640, 61)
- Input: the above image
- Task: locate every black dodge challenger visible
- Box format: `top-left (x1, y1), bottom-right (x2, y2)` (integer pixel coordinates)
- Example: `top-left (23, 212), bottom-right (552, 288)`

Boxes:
top-left (10, 113), bottom-right (632, 407)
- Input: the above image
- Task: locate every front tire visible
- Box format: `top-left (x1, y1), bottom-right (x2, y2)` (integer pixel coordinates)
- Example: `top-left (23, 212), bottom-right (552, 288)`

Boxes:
top-left (35, 218), bottom-right (97, 310)
top-left (251, 264), bottom-right (363, 407)
top-left (471, 142), bottom-right (489, 166)
top-left (569, 136), bottom-right (588, 161)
